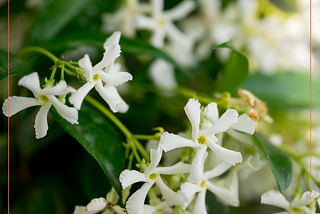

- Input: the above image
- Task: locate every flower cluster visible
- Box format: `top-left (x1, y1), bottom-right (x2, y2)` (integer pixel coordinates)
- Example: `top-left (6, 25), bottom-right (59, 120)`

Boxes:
top-left (2, 32), bottom-right (132, 139)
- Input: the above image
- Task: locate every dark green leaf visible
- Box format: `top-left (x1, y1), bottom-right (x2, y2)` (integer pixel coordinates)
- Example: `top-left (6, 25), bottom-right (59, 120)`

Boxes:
top-left (214, 42), bottom-right (249, 92)
top-left (28, 0), bottom-right (96, 44)
top-left (240, 72), bottom-right (320, 109)
top-left (0, 50), bottom-right (33, 82)
top-left (253, 134), bottom-right (292, 191)
top-left (51, 101), bottom-right (126, 194)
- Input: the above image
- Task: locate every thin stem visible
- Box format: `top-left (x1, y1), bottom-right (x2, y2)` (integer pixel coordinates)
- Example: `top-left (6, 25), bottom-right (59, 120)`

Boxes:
top-left (130, 138), bottom-right (141, 163)
top-left (49, 66), bottom-right (57, 81)
top-left (133, 138), bottom-right (150, 162)
top-left (133, 134), bottom-right (159, 140)
top-left (61, 64), bottom-right (65, 81)
top-left (18, 46), bottom-right (59, 63)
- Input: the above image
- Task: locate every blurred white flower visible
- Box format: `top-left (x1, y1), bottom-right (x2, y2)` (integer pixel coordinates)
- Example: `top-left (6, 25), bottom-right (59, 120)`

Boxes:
top-left (160, 99), bottom-right (242, 183)
top-left (148, 59), bottom-right (178, 90)
top-left (69, 32), bottom-right (132, 113)
top-left (2, 72), bottom-right (78, 139)
top-left (261, 190), bottom-right (320, 214)
top-left (136, 0), bottom-right (195, 48)
top-left (119, 146), bottom-right (190, 214)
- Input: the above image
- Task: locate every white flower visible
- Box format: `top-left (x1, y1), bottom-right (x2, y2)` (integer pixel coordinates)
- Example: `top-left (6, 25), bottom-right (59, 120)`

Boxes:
top-left (148, 59), bottom-right (178, 90)
top-left (69, 31), bottom-right (132, 113)
top-left (136, 0), bottom-right (196, 48)
top-left (160, 99), bottom-right (242, 183)
top-left (2, 72), bottom-right (78, 139)
top-left (119, 146), bottom-right (190, 214)
top-left (101, 0), bottom-right (151, 38)
top-left (261, 190), bottom-right (320, 214)
top-left (143, 201), bottom-right (173, 214)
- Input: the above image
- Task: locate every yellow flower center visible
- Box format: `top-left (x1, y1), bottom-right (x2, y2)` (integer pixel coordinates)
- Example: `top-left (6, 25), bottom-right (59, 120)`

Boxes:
top-left (149, 173), bottom-right (157, 180)
top-left (39, 95), bottom-right (49, 103)
top-left (93, 74), bottom-right (100, 82)
top-left (200, 180), bottom-right (206, 188)
top-left (290, 207), bottom-right (301, 213)
top-left (157, 19), bottom-right (165, 27)
top-left (197, 136), bottom-right (206, 145)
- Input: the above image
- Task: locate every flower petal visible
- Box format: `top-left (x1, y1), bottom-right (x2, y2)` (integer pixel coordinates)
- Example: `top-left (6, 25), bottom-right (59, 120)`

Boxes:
top-left (95, 82), bottom-right (123, 113)
top-left (18, 72), bottom-right (41, 97)
top-left (41, 81), bottom-right (76, 95)
top-left (93, 44), bottom-right (121, 73)
top-left (34, 103), bottom-right (51, 139)
top-left (200, 109), bottom-right (238, 136)
top-left (203, 102), bottom-right (219, 124)
top-left (104, 31), bottom-right (121, 48)
top-left (154, 162), bottom-right (190, 175)
top-left (98, 71), bottom-right (132, 86)
top-left (2, 96), bottom-right (41, 117)
top-left (226, 129), bottom-right (255, 146)
top-left (164, 1), bottom-right (196, 21)
top-left (291, 191), bottom-right (320, 208)
top-left (148, 59), bottom-right (177, 90)
top-left (159, 132), bottom-right (197, 152)
top-left (126, 182), bottom-right (154, 214)
top-left (156, 176), bottom-right (186, 206)
top-left (152, 0), bottom-right (163, 18)
top-left (166, 22), bottom-right (190, 45)
top-left (206, 137), bottom-right (242, 165)
top-left (79, 54), bottom-right (93, 83)
top-left (50, 95), bottom-right (78, 124)
top-left (136, 14), bottom-right (156, 30)
top-left (193, 190), bottom-right (207, 214)
top-left (145, 147), bottom-right (163, 176)
top-left (184, 98), bottom-right (201, 141)
top-left (86, 197), bottom-right (107, 212)
top-left (239, 153), bottom-right (260, 171)
top-left (188, 146), bottom-right (208, 183)
top-left (261, 190), bottom-right (290, 210)
top-left (69, 82), bottom-right (95, 110)
top-left (150, 28), bottom-right (166, 48)
top-left (206, 181), bottom-right (238, 206)
top-left (143, 205), bottom-right (156, 214)
top-left (181, 182), bottom-right (202, 209)
top-left (73, 206), bottom-right (96, 214)
top-left (230, 114), bottom-right (255, 135)
top-left (119, 169), bottom-right (148, 189)
top-left (203, 161), bottom-right (232, 180)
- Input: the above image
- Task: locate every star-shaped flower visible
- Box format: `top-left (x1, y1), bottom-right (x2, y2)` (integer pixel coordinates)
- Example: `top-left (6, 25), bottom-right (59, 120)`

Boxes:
top-left (119, 146), bottom-right (190, 214)
top-left (69, 31), bottom-right (132, 113)
top-left (2, 72), bottom-right (78, 139)
top-left (159, 99), bottom-right (242, 183)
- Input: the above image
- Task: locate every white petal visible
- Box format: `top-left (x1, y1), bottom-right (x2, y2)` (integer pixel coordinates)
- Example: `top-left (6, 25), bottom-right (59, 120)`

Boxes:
top-left (2, 96), bottom-right (41, 117)
top-left (148, 59), bottom-right (177, 90)
top-left (41, 81), bottom-right (76, 96)
top-left (200, 109), bottom-right (238, 136)
top-left (227, 172), bottom-right (240, 207)
top-left (150, 29), bottom-right (165, 48)
top-left (79, 54), bottom-right (93, 83)
top-left (226, 129), bottom-right (255, 147)
top-left (184, 99), bottom-right (201, 141)
top-left (206, 137), bottom-right (242, 165)
top-left (291, 191), bottom-right (320, 207)
top-left (166, 22), bottom-right (190, 45)
top-left (119, 169), bottom-right (148, 189)
top-left (18, 72), bottom-right (41, 97)
top-left (136, 14), bottom-right (156, 30)
top-left (230, 114), bottom-right (255, 135)
top-left (143, 205), bottom-right (156, 214)
top-left (156, 176), bottom-right (186, 206)
top-left (69, 82), bottom-right (95, 110)
top-left (98, 71), bottom-right (133, 86)
top-left (112, 205), bottom-right (127, 214)
top-left (50, 96), bottom-right (78, 124)
top-left (152, 0), bottom-right (164, 18)
top-left (261, 190), bottom-right (290, 210)
top-left (126, 182), bottom-right (154, 214)
top-left (206, 181), bottom-right (238, 207)
top-left (241, 153), bottom-right (260, 171)
top-left (93, 45), bottom-right (121, 73)
top-left (193, 190), bottom-right (207, 214)
top-left (73, 206), bottom-right (96, 214)
top-left (86, 197), bottom-right (106, 212)
top-left (114, 96), bottom-right (129, 113)
top-left (203, 161), bottom-right (232, 180)
top-left (154, 162), bottom-right (190, 175)
top-left (145, 147), bottom-right (163, 176)
top-left (95, 82), bottom-right (122, 113)
top-left (34, 103), bottom-right (51, 139)
top-left (188, 146), bottom-right (208, 183)
top-left (104, 31), bottom-right (121, 48)
top-left (180, 182), bottom-right (202, 203)
top-left (203, 102), bottom-right (219, 124)
top-left (164, 1), bottom-right (196, 21)
top-left (159, 132), bottom-right (197, 152)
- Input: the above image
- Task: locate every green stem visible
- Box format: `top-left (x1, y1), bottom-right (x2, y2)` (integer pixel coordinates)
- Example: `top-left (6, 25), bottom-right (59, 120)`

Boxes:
top-left (49, 66), bottom-right (57, 81)
top-left (61, 64), bottom-right (65, 81)
top-left (133, 134), bottom-right (159, 140)
top-left (18, 46), bottom-right (59, 63)
top-left (133, 138), bottom-right (150, 162)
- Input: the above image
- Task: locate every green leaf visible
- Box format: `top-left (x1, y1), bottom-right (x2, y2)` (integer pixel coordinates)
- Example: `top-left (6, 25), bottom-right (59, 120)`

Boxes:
top-left (253, 134), bottom-right (292, 191)
top-left (240, 72), bottom-right (320, 109)
top-left (214, 42), bottom-right (249, 92)
top-left (28, 0), bottom-right (96, 44)
top-left (50, 101), bottom-right (126, 195)
top-left (0, 50), bottom-right (33, 82)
